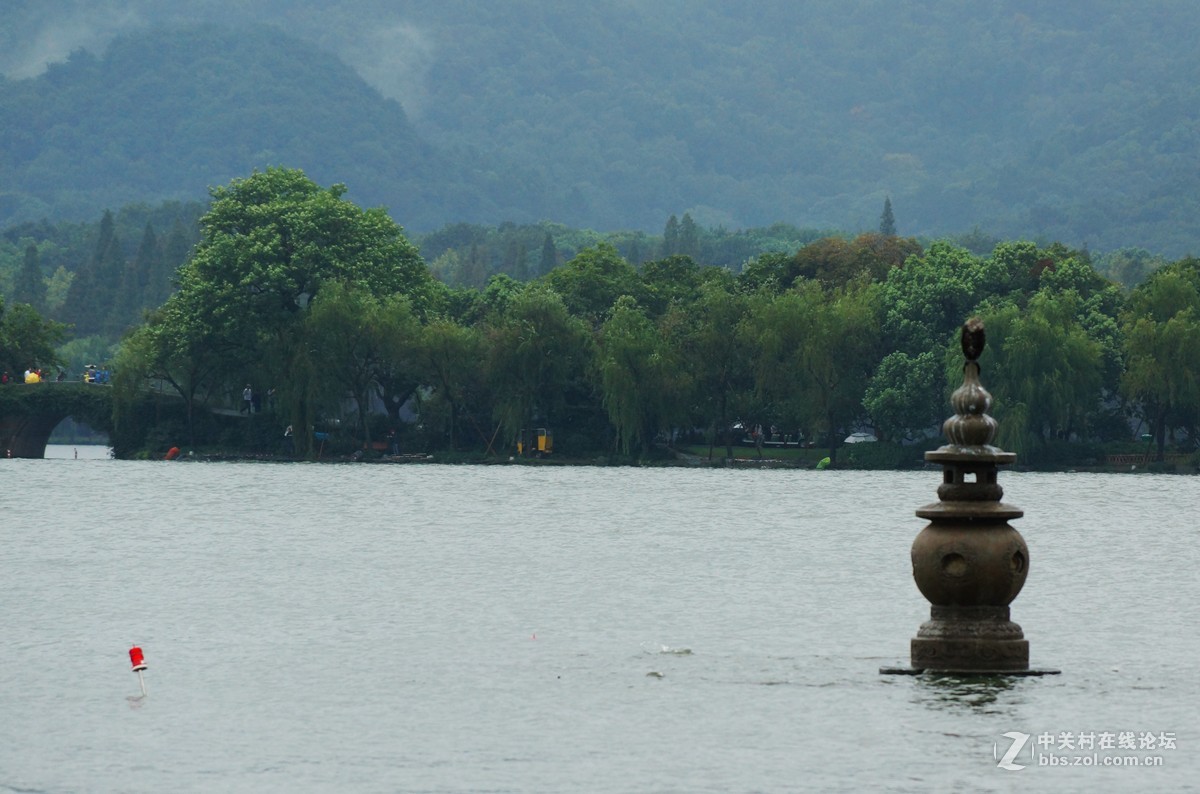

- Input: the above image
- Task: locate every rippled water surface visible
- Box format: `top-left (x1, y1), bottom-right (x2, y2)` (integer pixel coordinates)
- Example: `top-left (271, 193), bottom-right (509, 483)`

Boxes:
top-left (2, 451), bottom-right (1197, 792)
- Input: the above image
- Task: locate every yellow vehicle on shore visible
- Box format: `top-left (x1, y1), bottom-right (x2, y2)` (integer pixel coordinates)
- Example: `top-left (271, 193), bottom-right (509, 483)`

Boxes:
top-left (517, 428), bottom-right (553, 457)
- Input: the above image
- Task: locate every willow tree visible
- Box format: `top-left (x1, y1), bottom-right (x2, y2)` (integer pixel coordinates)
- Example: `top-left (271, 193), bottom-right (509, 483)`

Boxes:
top-left (485, 285), bottom-right (591, 452)
top-left (1120, 260), bottom-right (1200, 459)
top-left (417, 318), bottom-right (485, 451)
top-left (743, 277), bottom-right (881, 460)
top-left (972, 291), bottom-right (1103, 454)
top-left (112, 285), bottom-right (232, 447)
top-left (667, 276), bottom-right (752, 460)
top-left (596, 295), bottom-right (683, 455)
top-left (304, 283), bottom-right (421, 449)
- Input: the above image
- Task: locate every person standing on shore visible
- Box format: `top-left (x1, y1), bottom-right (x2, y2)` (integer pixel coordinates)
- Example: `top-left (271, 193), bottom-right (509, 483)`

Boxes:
top-left (242, 384), bottom-right (253, 414)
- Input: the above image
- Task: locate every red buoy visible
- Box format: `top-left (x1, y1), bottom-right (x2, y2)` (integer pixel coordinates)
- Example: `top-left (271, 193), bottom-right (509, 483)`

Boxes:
top-left (129, 646), bottom-right (147, 672)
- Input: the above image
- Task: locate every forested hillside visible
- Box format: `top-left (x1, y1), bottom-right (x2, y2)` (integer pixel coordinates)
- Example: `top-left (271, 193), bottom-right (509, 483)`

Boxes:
top-left (0, 25), bottom-right (460, 231)
top-left (3, 1), bottom-right (1200, 255)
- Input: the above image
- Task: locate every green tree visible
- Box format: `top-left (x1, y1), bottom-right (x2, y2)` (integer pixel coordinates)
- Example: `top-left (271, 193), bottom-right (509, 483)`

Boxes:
top-left (980, 240), bottom-right (1044, 298)
top-left (187, 168), bottom-right (432, 326)
top-left (1119, 259), bottom-right (1200, 459)
top-left (0, 296), bottom-right (66, 377)
top-left (485, 285), bottom-right (591, 452)
top-left (542, 243), bottom-right (642, 324)
top-left (45, 266), bottom-right (73, 316)
top-left (596, 296), bottom-right (683, 455)
top-left (744, 278), bottom-right (881, 459)
top-left (503, 239), bottom-right (528, 281)
top-left (113, 285), bottom-right (232, 446)
top-left (879, 241), bottom-right (979, 355)
top-left (304, 283), bottom-right (420, 449)
top-left (417, 318), bottom-right (485, 451)
top-left (738, 251), bottom-right (795, 293)
top-left (539, 232), bottom-right (557, 277)
top-left (60, 210), bottom-right (119, 337)
top-left (678, 212), bottom-right (700, 259)
top-left (107, 223), bottom-right (161, 337)
top-left (12, 244), bottom-right (47, 313)
top-left (662, 214), bottom-right (679, 257)
top-left (460, 243), bottom-right (491, 289)
top-left (153, 218), bottom-right (192, 305)
top-left (132, 222), bottom-right (162, 301)
top-left (119, 167), bottom-right (435, 453)
top-left (472, 274), bottom-right (525, 322)
top-left (863, 350), bottom-right (942, 442)
top-left (639, 254), bottom-right (705, 316)
top-left (1095, 247), bottom-right (1166, 291)
top-left (973, 291), bottom-right (1104, 454)
top-left (627, 238), bottom-right (643, 266)
top-left (668, 278), bottom-right (752, 459)
top-left (879, 196), bottom-right (896, 236)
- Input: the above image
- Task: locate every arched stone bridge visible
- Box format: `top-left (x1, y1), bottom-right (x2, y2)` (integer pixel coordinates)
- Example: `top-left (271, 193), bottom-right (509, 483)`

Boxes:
top-left (0, 383), bottom-right (115, 458)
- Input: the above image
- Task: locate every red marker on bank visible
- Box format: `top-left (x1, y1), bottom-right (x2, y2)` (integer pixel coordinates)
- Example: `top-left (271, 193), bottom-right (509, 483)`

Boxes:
top-left (129, 645), bottom-right (148, 696)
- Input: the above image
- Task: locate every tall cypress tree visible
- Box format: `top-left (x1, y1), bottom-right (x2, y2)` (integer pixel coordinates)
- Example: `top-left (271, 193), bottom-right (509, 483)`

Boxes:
top-left (679, 212), bottom-right (700, 259)
top-left (879, 196), bottom-right (897, 236)
top-left (95, 233), bottom-right (125, 309)
top-left (154, 218), bottom-right (193, 305)
top-left (132, 222), bottom-right (160, 297)
top-left (13, 244), bottom-right (47, 313)
top-left (93, 209), bottom-right (116, 263)
top-left (662, 214), bottom-right (680, 257)
top-left (60, 210), bottom-right (116, 332)
top-left (462, 243), bottom-right (489, 289)
top-left (107, 223), bottom-right (160, 335)
top-left (503, 239), bottom-right (527, 281)
top-left (628, 238), bottom-right (643, 267)
top-left (539, 232), bottom-right (557, 277)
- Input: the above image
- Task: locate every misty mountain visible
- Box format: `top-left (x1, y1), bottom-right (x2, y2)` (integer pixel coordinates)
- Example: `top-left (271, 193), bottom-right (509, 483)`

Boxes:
top-left (0, 24), bottom-right (484, 231)
top-left (3, 2), bottom-right (1200, 255)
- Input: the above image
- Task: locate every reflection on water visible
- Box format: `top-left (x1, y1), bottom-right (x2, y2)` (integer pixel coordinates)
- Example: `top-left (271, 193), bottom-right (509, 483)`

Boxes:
top-left (914, 673), bottom-right (1018, 715)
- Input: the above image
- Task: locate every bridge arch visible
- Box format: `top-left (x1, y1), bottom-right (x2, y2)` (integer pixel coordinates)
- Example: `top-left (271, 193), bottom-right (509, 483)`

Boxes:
top-left (0, 384), bottom-right (114, 458)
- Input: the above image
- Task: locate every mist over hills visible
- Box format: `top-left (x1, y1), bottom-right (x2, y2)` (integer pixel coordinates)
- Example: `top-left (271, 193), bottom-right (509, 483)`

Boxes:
top-left (3, 1), bottom-right (1200, 256)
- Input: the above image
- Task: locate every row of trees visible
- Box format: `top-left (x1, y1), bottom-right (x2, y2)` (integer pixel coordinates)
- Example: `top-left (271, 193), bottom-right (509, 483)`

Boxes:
top-left (106, 168), bottom-right (1199, 463)
top-left (417, 215), bottom-right (830, 290)
top-left (0, 201), bottom-right (203, 375)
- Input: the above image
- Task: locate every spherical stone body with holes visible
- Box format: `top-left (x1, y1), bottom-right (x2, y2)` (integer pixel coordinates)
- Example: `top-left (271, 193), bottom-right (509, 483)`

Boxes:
top-left (910, 512), bottom-right (1028, 606)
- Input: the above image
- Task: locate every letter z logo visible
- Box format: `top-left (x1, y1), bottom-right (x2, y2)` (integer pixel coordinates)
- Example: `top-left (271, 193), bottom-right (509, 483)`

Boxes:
top-left (995, 731), bottom-right (1031, 771)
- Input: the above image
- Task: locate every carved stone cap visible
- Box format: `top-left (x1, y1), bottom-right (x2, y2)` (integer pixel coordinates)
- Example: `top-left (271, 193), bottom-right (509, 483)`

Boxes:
top-left (926, 448), bottom-right (1016, 465)
top-left (915, 500), bottom-right (1024, 520)
top-left (928, 318), bottom-right (1013, 461)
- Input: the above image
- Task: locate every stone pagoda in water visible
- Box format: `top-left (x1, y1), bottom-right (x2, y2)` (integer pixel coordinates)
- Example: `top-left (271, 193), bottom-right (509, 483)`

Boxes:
top-left (884, 318), bottom-right (1056, 675)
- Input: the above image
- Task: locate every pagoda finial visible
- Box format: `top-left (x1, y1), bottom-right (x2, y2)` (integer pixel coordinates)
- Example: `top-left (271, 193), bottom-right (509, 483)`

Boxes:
top-left (942, 318), bottom-right (1000, 450)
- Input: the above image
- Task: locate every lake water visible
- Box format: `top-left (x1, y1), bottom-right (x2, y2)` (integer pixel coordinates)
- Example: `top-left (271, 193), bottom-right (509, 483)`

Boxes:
top-left (2, 451), bottom-right (1197, 792)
